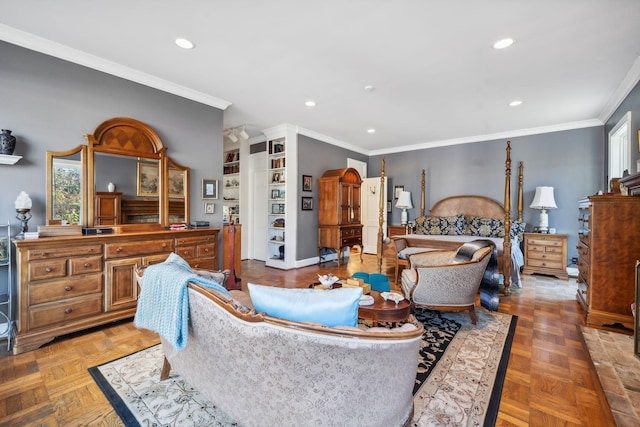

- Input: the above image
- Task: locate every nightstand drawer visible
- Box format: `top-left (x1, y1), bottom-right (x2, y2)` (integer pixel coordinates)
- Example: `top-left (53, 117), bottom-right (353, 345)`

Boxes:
top-left (526, 258), bottom-right (564, 270)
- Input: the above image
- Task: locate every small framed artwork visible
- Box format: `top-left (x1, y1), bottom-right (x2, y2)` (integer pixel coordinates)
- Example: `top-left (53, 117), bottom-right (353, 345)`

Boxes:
top-left (302, 197), bottom-right (313, 210)
top-left (302, 175), bottom-right (312, 192)
top-left (204, 202), bottom-right (215, 214)
top-left (137, 162), bottom-right (159, 197)
top-left (272, 204), bottom-right (280, 214)
top-left (387, 200), bottom-right (392, 213)
top-left (271, 189), bottom-right (280, 199)
top-left (394, 185), bottom-right (404, 199)
top-left (202, 179), bottom-right (218, 200)
top-left (272, 172), bottom-right (280, 183)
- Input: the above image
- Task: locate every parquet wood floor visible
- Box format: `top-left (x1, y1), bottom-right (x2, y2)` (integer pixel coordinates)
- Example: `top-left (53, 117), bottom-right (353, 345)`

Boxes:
top-left (0, 253), bottom-right (618, 426)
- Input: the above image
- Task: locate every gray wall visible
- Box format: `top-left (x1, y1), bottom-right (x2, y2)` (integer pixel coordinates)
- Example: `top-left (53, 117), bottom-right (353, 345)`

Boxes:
top-left (0, 41), bottom-right (224, 294)
top-left (296, 134), bottom-right (368, 260)
top-left (369, 127), bottom-right (605, 264)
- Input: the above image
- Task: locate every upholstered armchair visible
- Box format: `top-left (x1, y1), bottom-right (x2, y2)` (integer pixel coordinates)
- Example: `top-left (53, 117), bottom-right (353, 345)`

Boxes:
top-left (400, 244), bottom-right (493, 324)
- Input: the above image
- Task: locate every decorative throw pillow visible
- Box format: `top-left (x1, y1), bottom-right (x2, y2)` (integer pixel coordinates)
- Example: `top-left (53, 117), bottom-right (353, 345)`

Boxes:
top-left (247, 283), bottom-right (362, 327)
top-left (465, 216), bottom-right (504, 237)
top-left (510, 220), bottom-right (526, 241)
top-left (414, 214), bottom-right (465, 235)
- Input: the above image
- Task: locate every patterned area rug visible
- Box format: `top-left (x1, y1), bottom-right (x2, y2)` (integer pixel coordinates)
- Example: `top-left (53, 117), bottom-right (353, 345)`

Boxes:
top-left (89, 309), bottom-right (516, 427)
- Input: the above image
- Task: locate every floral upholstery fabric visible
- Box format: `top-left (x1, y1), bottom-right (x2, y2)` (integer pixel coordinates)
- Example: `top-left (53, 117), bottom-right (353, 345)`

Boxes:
top-left (464, 216), bottom-right (526, 241)
top-left (414, 214), bottom-right (466, 235)
top-left (162, 287), bottom-right (423, 427)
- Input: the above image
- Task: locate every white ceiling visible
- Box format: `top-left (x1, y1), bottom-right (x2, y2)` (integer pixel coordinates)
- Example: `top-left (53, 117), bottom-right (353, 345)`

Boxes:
top-left (2, 0), bottom-right (640, 155)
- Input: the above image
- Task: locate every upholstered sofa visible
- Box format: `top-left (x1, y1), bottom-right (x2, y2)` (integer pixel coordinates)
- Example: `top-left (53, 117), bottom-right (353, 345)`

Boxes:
top-left (159, 283), bottom-right (424, 427)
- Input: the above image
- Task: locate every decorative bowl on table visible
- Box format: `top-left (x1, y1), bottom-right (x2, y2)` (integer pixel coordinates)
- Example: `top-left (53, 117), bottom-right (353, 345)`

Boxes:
top-left (317, 273), bottom-right (340, 289)
top-left (381, 292), bottom-right (405, 305)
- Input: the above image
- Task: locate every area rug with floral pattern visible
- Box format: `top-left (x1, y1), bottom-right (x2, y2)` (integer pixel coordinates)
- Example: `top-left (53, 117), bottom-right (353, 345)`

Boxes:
top-left (89, 308), bottom-right (516, 426)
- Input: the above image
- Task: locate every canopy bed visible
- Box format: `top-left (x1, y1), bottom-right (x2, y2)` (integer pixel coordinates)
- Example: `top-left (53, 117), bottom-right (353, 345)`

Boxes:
top-left (380, 141), bottom-right (525, 296)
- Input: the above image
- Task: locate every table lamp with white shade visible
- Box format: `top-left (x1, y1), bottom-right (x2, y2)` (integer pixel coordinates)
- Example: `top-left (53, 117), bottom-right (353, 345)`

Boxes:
top-left (529, 186), bottom-right (557, 233)
top-left (395, 191), bottom-right (413, 225)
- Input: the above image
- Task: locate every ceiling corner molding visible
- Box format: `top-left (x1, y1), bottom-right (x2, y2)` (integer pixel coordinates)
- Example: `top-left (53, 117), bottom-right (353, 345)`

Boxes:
top-left (0, 24), bottom-right (232, 110)
top-left (370, 119), bottom-right (604, 156)
top-left (598, 55), bottom-right (640, 123)
top-left (296, 127), bottom-right (371, 156)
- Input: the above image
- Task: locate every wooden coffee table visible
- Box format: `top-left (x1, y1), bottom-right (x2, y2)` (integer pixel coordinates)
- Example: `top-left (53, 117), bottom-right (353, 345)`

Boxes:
top-left (359, 290), bottom-right (411, 326)
top-left (309, 283), bottom-right (411, 326)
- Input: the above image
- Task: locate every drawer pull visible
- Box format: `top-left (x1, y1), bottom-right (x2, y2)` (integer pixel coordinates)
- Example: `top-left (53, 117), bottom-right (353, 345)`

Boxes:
top-left (45, 267), bottom-right (52, 273)
top-left (116, 247), bottom-right (123, 253)
top-left (194, 264), bottom-right (200, 268)
top-left (162, 242), bottom-right (167, 248)
top-left (203, 248), bottom-right (209, 253)
top-left (64, 308), bottom-right (72, 314)
top-left (84, 262), bottom-right (90, 268)
top-left (65, 286), bottom-right (72, 291)
top-left (183, 250), bottom-right (190, 256)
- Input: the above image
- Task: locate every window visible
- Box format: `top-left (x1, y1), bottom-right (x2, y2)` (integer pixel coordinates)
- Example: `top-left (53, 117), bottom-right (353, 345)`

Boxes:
top-left (608, 111), bottom-right (632, 181)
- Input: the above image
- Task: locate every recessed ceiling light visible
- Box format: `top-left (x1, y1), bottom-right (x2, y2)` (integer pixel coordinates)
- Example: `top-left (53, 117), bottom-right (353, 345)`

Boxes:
top-left (175, 38), bottom-right (195, 49)
top-left (305, 100), bottom-right (316, 107)
top-left (493, 38), bottom-right (514, 49)
top-left (364, 85), bottom-right (375, 92)
top-left (367, 128), bottom-right (376, 134)
top-left (509, 100), bottom-right (523, 107)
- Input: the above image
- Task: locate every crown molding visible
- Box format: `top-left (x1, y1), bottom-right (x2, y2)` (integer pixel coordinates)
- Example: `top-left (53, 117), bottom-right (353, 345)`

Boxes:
top-left (0, 24), bottom-right (231, 110)
top-left (370, 119), bottom-right (603, 156)
top-left (598, 55), bottom-right (640, 123)
top-left (296, 127), bottom-right (370, 156)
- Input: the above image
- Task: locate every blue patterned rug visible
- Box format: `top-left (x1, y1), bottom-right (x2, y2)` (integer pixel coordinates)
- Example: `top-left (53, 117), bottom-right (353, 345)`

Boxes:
top-left (90, 309), bottom-right (516, 426)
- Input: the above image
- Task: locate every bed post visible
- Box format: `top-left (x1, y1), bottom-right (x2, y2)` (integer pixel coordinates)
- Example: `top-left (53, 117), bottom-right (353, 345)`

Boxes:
top-left (420, 169), bottom-right (425, 217)
top-left (503, 141), bottom-right (512, 296)
top-left (377, 156), bottom-right (386, 273)
top-left (518, 161), bottom-right (524, 221)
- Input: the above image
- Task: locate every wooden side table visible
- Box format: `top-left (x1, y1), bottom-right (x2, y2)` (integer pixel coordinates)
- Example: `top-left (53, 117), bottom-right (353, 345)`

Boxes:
top-left (387, 225), bottom-right (411, 237)
top-left (522, 233), bottom-right (568, 280)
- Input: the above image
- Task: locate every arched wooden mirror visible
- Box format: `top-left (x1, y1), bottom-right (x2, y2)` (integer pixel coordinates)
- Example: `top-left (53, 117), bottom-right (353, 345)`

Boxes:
top-left (83, 117), bottom-right (189, 229)
top-left (46, 145), bottom-right (87, 225)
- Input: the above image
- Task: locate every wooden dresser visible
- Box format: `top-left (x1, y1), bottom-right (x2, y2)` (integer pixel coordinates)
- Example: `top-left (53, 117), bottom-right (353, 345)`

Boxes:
top-left (12, 228), bottom-right (219, 354)
top-left (522, 233), bottom-right (568, 280)
top-left (317, 168), bottom-right (363, 266)
top-left (576, 195), bottom-right (640, 329)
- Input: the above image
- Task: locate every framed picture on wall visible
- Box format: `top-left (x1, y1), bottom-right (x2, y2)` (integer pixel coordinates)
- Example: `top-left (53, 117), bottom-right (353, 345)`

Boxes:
top-left (302, 197), bottom-right (313, 210)
top-left (302, 175), bottom-right (312, 192)
top-left (394, 185), bottom-right (404, 199)
top-left (137, 162), bottom-right (159, 197)
top-left (387, 200), bottom-right (392, 213)
top-left (202, 179), bottom-right (218, 199)
top-left (204, 202), bottom-right (215, 214)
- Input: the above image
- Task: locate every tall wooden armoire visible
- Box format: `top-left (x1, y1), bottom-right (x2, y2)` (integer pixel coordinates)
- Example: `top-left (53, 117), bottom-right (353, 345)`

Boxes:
top-left (317, 167), bottom-right (363, 266)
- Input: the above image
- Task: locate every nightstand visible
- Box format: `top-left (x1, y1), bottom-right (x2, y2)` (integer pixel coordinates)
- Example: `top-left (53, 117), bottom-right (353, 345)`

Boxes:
top-left (522, 233), bottom-right (568, 280)
top-left (387, 225), bottom-right (411, 237)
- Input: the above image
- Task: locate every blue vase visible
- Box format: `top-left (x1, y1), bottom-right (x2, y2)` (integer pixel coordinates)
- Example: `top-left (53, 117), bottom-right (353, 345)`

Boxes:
top-left (0, 129), bottom-right (16, 155)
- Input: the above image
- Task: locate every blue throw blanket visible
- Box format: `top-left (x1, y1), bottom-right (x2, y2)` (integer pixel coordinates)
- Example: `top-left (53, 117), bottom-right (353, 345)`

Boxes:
top-left (134, 253), bottom-right (230, 350)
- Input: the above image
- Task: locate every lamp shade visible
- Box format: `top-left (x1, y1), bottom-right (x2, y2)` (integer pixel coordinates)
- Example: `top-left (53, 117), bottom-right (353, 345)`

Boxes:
top-left (529, 186), bottom-right (557, 210)
top-left (395, 191), bottom-right (413, 209)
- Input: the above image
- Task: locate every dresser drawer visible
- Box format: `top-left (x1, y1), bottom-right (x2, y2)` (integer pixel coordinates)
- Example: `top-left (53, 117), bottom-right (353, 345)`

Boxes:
top-left (527, 251), bottom-right (563, 262)
top-left (70, 255), bottom-right (103, 275)
top-left (105, 239), bottom-right (174, 258)
top-left (28, 244), bottom-right (103, 261)
top-left (340, 227), bottom-right (362, 239)
top-left (526, 258), bottom-right (564, 270)
top-left (188, 258), bottom-right (216, 270)
top-left (341, 236), bottom-right (362, 247)
top-left (175, 235), bottom-right (217, 246)
top-left (527, 237), bottom-right (564, 248)
top-left (29, 259), bottom-right (67, 281)
top-left (29, 274), bottom-right (103, 305)
top-left (175, 245), bottom-right (197, 259)
top-left (29, 294), bottom-right (103, 329)
top-left (197, 243), bottom-right (216, 258)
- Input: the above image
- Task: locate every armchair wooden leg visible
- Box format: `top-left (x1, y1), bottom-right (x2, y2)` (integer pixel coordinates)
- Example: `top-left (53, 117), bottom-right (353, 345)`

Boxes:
top-left (469, 306), bottom-right (478, 325)
top-left (160, 356), bottom-right (171, 380)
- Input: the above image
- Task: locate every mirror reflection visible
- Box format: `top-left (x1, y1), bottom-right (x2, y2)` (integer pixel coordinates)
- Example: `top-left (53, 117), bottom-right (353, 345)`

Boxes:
top-left (46, 145), bottom-right (86, 225)
top-left (93, 153), bottom-right (161, 225)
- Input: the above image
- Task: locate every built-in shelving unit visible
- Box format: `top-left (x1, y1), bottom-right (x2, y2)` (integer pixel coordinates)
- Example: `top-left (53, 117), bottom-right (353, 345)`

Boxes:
top-left (0, 221), bottom-right (14, 351)
top-left (264, 125), bottom-right (298, 269)
top-left (223, 148), bottom-right (241, 225)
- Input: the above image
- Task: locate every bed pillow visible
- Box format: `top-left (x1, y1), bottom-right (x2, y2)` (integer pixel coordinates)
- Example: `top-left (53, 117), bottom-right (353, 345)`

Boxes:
top-left (465, 216), bottom-right (504, 237)
top-left (414, 214), bottom-right (465, 235)
top-left (247, 283), bottom-right (362, 327)
top-left (510, 220), bottom-right (526, 241)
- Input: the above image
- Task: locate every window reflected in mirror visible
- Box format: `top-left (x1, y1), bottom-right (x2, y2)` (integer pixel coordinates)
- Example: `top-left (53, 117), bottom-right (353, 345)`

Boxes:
top-left (52, 157), bottom-right (83, 224)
